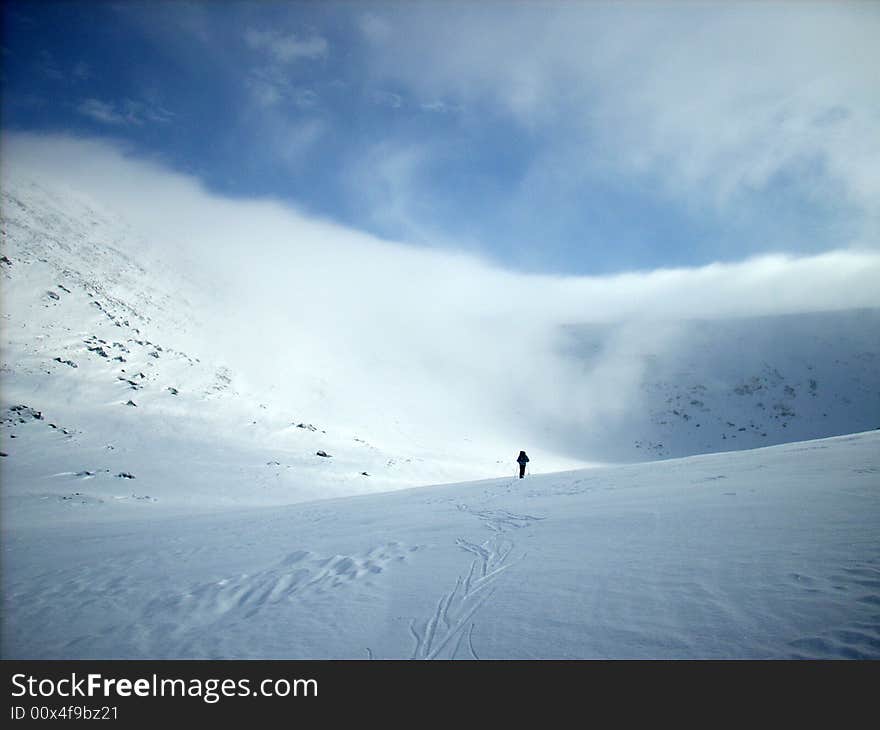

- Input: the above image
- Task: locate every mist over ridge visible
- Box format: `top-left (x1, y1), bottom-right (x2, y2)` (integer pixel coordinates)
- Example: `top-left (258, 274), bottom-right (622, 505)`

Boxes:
top-left (3, 132), bottom-right (879, 468)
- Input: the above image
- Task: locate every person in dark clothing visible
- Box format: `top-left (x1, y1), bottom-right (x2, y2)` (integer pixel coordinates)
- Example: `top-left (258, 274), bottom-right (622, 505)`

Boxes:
top-left (517, 450), bottom-right (529, 478)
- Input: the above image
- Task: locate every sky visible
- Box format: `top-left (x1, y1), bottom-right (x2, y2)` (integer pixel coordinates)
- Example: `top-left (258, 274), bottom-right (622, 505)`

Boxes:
top-left (2, 0), bottom-right (879, 276)
top-left (3, 1), bottom-right (880, 462)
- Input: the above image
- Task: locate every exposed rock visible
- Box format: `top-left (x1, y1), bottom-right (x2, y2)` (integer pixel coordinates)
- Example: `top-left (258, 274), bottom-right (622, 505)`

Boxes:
top-left (116, 472), bottom-right (136, 479)
top-left (316, 450), bottom-right (332, 458)
top-left (125, 400), bottom-right (137, 407)
top-left (9, 405), bottom-right (44, 421)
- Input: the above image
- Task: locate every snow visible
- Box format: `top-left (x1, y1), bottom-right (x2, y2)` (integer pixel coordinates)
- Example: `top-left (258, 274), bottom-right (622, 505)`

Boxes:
top-left (3, 431), bottom-right (879, 659)
top-left (2, 160), bottom-right (879, 659)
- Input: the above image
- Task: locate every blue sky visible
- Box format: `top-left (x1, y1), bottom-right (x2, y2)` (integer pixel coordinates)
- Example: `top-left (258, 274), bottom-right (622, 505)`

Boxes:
top-left (2, 1), bottom-right (878, 276)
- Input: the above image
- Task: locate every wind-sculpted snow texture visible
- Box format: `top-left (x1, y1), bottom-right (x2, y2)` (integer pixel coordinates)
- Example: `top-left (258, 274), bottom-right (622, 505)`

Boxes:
top-left (3, 431), bottom-right (878, 659)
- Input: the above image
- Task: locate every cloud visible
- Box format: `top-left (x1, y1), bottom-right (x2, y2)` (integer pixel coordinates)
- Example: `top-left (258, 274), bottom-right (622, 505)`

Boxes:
top-left (72, 61), bottom-right (91, 81)
top-left (247, 77), bottom-right (284, 108)
top-left (358, 13), bottom-right (392, 45)
top-left (246, 67), bottom-right (319, 110)
top-left (356, 3), bottom-right (880, 247)
top-left (370, 90), bottom-right (403, 109)
top-left (4, 133), bottom-right (879, 461)
top-left (37, 50), bottom-right (64, 80)
top-left (345, 140), bottom-right (444, 245)
top-left (76, 98), bottom-right (173, 126)
top-left (244, 28), bottom-right (328, 63)
top-left (76, 99), bottom-right (128, 125)
top-left (272, 118), bottom-right (325, 163)
top-left (420, 100), bottom-right (459, 114)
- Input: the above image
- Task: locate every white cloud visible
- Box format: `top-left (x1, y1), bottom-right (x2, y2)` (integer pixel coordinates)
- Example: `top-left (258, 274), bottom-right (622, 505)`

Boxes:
top-left (244, 28), bottom-right (328, 63)
top-left (356, 2), bottom-right (880, 246)
top-left (4, 133), bottom-right (879, 458)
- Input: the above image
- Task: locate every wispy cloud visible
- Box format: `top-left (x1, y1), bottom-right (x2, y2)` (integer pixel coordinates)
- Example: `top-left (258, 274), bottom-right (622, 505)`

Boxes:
top-left (370, 90), bottom-right (403, 109)
top-left (420, 100), bottom-right (460, 114)
top-left (346, 140), bottom-right (441, 245)
top-left (36, 49), bottom-right (64, 81)
top-left (246, 77), bottom-right (284, 108)
top-left (76, 98), bottom-right (173, 126)
top-left (244, 28), bottom-right (328, 64)
top-left (242, 25), bottom-right (327, 112)
top-left (72, 61), bottom-right (91, 81)
top-left (76, 99), bottom-right (127, 125)
top-left (246, 65), bottom-right (319, 110)
top-left (358, 13), bottom-right (391, 44)
top-left (357, 3), bottom-right (880, 250)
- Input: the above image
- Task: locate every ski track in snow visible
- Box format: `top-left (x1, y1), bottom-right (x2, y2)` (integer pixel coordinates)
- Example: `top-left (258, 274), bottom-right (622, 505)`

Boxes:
top-left (408, 537), bottom-right (522, 660)
top-left (404, 497), bottom-right (541, 659)
top-left (456, 502), bottom-right (545, 532)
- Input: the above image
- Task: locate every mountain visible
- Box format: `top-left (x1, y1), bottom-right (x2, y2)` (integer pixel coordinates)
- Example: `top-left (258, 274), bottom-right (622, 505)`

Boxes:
top-left (2, 167), bottom-right (878, 660)
top-left (557, 310), bottom-right (880, 460)
top-left (2, 173), bottom-right (879, 529)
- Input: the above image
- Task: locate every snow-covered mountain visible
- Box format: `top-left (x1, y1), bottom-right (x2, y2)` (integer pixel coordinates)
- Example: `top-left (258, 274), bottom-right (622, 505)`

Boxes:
top-left (2, 160), bottom-right (878, 660)
top-left (558, 310), bottom-right (880, 460)
top-left (2, 172), bottom-right (879, 530)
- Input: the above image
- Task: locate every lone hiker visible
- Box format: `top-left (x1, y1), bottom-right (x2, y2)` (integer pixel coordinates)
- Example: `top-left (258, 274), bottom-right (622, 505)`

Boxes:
top-left (517, 450), bottom-right (529, 479)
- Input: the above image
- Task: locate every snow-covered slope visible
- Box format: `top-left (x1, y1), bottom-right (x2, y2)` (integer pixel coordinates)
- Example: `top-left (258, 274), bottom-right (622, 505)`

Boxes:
top-left (3, 430), bottom-right (878, 659)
